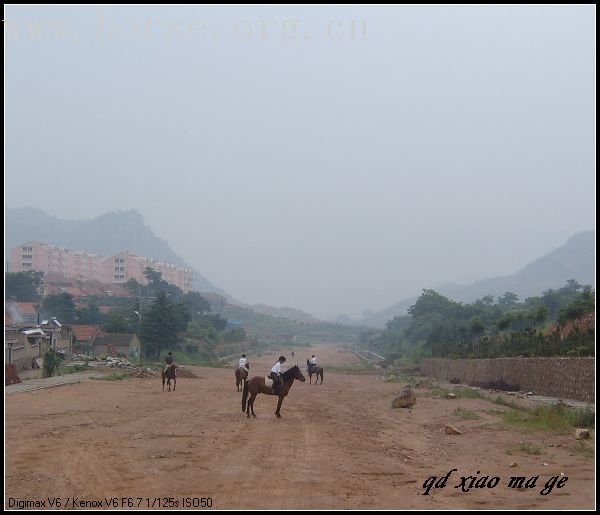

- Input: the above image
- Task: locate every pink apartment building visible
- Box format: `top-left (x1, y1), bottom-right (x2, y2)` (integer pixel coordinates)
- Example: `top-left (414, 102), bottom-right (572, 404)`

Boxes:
top-left (9, 242), bottom-right (193, 293)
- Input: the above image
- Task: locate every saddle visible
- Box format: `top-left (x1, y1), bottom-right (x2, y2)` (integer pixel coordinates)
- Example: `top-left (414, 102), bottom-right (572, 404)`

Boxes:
top-left (265, 376), bottom-right (282, 394)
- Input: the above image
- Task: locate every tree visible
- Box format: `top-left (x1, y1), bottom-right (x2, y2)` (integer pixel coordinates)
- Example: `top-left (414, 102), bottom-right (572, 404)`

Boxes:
top-left (5, 271), bottom-right (43, 301)
top-left (143, 267), bottom-right (183, 298)
top-left (42, 347), bottom-right (61, 378)
top-left (76, 302), bottom-right (104, 324)
top-left (497, 292), bottom-right (519, 307)
top-left (140, 291), bottom-right (189, 359)
top-left (181, 291), bottom-right (211, 319)
top-left (102, 311), bottom-right (129, 333)
top-left (205, 314), bottom-right (228, 332)
top-left (224, 327), bottom-right (246, 343)
top-left (533, 305), bottom-right (549, 327)
top-left (565, 279), bottom-right (582, 292)
top-left (41, 293), bottom-right (77, 323)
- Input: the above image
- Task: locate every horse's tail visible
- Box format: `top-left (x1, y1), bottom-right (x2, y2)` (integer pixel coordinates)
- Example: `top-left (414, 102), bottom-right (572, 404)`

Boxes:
top-left (242, 379), bottom-right (249, 411)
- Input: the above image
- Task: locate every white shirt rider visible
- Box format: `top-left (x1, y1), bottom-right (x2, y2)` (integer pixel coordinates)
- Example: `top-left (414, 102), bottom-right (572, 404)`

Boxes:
top-left (239, 356), bottom-right (248, 369)
top-left (310, 356), bottom-right (317, 366)
top-left (271, 361), bottom-right (282, 374)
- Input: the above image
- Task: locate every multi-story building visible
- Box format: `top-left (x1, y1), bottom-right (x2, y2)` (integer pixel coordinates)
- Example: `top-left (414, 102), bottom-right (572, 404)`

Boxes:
top-left (100, 251), bottom-right (193, 292)
top-left (9, 242), bottom-right (194, 293)
top-left (9, 241), bottom-right (103, 281)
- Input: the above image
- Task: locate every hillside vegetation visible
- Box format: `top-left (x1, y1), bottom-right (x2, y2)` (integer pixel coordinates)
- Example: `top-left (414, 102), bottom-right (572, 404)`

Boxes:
top-left (362, 280), bottom-right (594, 362)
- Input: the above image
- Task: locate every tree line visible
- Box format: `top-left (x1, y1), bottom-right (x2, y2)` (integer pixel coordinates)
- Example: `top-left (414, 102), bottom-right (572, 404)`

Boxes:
top-left (362, 280), bottom-right (595, 362)
top-left (5, 268), bottom-right (246, 359)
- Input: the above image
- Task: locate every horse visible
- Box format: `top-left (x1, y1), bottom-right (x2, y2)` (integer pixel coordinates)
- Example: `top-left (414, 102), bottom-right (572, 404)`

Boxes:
top-left (235, 366), bottom-right (249, 392)
top-left (242, 365), bottom-right (305, 418)
top-left (307, 359), bottom-right (324, 385)
top-left (162, 363), bottom-right (179, 392)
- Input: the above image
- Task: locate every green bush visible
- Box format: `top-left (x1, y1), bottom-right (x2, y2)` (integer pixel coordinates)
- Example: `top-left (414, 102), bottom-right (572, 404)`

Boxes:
top-left (42, 348), bottom-right (61, 378)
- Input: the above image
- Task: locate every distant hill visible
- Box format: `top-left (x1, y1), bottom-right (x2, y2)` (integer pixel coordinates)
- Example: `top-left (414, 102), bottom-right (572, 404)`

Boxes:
top-left (247, 304), bottom-right (319, 323)
top-left (5, 207), bottom-right (231, 298)
top-left (360, 231), bottom-right (595, 328)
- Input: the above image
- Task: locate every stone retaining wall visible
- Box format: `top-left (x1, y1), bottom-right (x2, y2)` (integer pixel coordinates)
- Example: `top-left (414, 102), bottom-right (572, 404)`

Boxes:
top-left (420, 357), bottom-right (595, 402)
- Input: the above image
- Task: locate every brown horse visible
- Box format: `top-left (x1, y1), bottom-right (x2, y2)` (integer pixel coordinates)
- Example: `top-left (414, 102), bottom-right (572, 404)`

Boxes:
top-left (242, 365), bottom-right (305, 418)
top-left (235, 366), bottom-right (249, 392)
top-left (307, 359), bottom-right (324, 385)
top-left (162, 363), bottom-right (179, 391)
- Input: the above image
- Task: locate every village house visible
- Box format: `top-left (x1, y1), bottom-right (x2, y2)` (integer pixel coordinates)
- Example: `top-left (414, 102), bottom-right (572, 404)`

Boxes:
top-left (5, 310), bottom-right (73, 371)
top-left (92, 333), bottom-right (141, 358)
top-left (5, 301), bottom-right (39, 325)
top-left (71, 324), bottom-right (103, 354)
top-left (5, 325), bottom-right (48, 371)
top-left (40, 318), bottom-right (74, 357)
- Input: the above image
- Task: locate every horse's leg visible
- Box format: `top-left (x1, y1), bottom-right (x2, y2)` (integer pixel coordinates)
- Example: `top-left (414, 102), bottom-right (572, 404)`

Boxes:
top-left (309, 373), bottom-right (312, 385)
top-left (247, 393), bottom-right (256, 418)
top-left (173, 378), bottom-right (176, 391)
top-left (162, 374), bottom-right (165, 391)
top-left (275, 396), bottom-right (284, 418)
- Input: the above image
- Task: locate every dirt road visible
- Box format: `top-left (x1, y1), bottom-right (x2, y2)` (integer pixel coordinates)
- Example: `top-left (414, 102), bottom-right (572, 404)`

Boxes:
top-left (5, 345), bottom-right (595, 509)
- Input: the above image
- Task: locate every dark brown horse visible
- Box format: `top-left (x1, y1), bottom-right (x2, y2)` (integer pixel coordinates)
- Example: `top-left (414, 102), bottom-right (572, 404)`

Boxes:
top-left (242, 365), bottom-right (305, 418)
top-left (162, 363), bottom-right (179, 391)
top-left (235, 366), bottom-right (249, 392)
top-left (307, 359), bottom-right (324, 385)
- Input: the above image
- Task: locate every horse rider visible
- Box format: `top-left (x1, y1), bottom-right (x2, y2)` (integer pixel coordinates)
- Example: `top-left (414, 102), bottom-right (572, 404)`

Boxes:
top-left (291, 350), bottom-right (295, 358)
top-left (164, 351), bottom-right (176, 375)
top-left (239, 353), bottom-right (249, 371)
top-left (309, 354), bottom-right (317, 373)
top-left (269, 356), bottom-right (286, 395)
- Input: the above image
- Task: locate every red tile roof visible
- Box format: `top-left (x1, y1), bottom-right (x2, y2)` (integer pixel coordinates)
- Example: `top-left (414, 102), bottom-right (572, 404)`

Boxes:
top-left (14, 302), bottom-right (39, 314)
top-left (71, 325), bottom-right (102, 341)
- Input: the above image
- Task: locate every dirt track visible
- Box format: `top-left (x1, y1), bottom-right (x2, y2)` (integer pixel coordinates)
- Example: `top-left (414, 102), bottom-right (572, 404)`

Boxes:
top-left (5, 344), bottom-right (595, 509)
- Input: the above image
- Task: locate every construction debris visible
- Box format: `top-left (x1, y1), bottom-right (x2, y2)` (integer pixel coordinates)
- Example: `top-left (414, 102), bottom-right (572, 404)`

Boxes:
top-left (391, 385), bottom-right (416, 408)
top-left (444, 425), bottom-right (462, 435)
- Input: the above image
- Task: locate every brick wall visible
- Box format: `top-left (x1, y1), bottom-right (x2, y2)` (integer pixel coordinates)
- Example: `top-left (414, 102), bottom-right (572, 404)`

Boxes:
top-left (420, 357), bottom-right (595, 402)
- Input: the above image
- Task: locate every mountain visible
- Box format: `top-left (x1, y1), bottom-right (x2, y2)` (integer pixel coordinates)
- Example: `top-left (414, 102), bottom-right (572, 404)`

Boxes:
top-left (247, 304), bottom-right (319, 323)
top-left (361, 231), bottom-right (595, 328)
top-left (5, 207), bottom-right (231, 298)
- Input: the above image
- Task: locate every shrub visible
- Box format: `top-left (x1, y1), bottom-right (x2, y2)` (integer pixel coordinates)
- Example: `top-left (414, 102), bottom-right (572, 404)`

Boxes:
top-left (42, 348), bottom-right (61, 378)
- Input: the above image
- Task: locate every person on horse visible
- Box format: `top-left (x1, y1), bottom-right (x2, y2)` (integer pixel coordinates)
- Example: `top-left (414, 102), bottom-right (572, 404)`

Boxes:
top-left (164, 351), bottom-right (176, 375)
top-left (269, 356), bottom-right (286, 395)
top-left (309, 354), bottom-right (317, 373)
top-left (239, 354), bottom-right (249, 371)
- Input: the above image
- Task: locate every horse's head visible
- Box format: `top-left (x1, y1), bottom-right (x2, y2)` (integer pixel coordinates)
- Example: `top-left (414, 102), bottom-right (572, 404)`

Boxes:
top-left (293, 364), bottom-right (306, 382)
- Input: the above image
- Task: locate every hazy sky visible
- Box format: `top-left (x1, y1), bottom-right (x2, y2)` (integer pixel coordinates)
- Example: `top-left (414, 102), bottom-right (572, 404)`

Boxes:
top-left (5, 5), bottom-right (596, 319)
